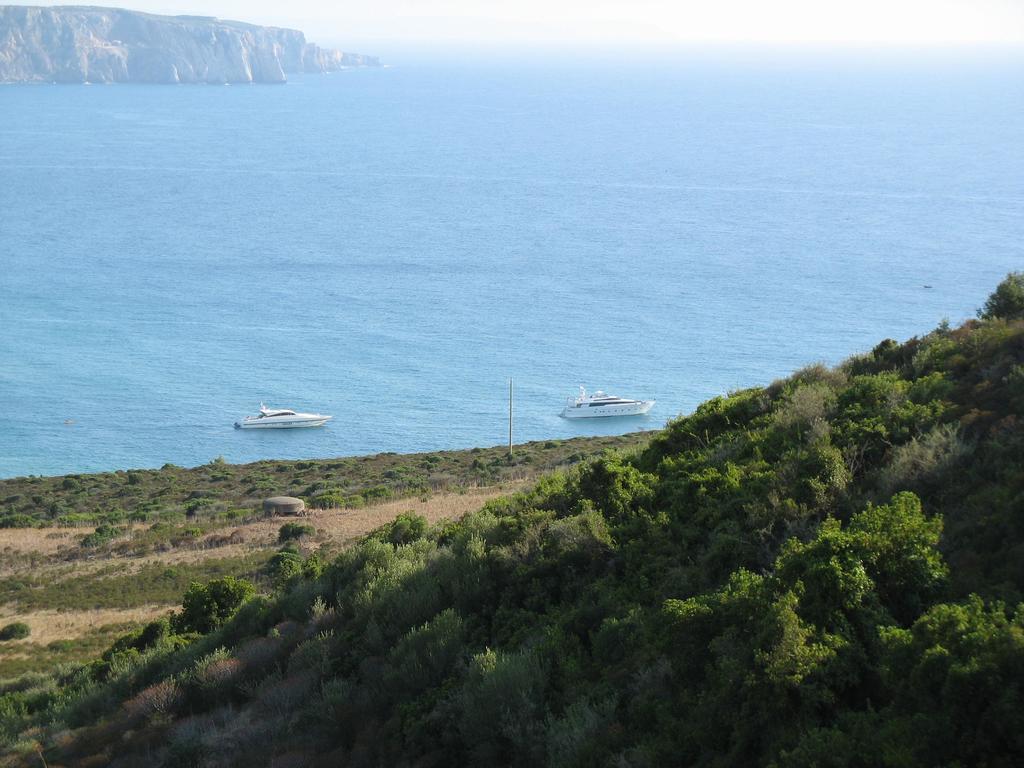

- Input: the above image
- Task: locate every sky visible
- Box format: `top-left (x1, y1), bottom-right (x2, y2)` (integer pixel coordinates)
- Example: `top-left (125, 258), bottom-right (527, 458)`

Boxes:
top-left (25, 1), bottom-right (1024, 48)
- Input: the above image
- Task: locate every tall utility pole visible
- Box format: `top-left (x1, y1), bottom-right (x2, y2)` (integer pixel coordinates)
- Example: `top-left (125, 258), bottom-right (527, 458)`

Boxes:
top-left (508, 377), bottom-right (514, 458)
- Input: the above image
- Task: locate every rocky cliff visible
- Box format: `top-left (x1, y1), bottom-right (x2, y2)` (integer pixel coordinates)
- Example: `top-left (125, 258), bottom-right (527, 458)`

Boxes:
top-left (0, 5), bottom-right (379, 84)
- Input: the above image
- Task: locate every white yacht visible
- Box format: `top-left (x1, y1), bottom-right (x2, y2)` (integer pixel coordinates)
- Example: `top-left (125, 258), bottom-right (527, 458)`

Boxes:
top-left (561, 387), bottom-right (655, 418)
top-left (235, 403), bottom-right (332, 429)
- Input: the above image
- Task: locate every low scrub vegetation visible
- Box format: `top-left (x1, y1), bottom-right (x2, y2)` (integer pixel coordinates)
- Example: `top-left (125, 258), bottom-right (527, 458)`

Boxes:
top-left (0, 435), bottom-right (650, 533)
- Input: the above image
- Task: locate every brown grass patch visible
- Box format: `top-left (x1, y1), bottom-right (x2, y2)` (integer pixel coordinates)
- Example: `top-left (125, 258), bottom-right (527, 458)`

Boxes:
top-left (0, 485), bottom-right (518, 565)
top-left (0, 526), bottom-right (83, 556)
top-left (0, 606), bottom-right (170, 646)
top-left (242, 484), bottom-right (522, 548)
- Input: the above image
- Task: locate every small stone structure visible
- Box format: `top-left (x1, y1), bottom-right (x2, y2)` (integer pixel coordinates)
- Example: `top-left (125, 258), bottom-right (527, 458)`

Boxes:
top-left (262, 496), bottom-right (306, 517)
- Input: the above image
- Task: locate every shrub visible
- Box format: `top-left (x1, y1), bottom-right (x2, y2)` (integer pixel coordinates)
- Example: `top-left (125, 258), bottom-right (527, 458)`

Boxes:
top-left (578, 457), bottom-right (655, 529)
top-left (878, 423), bottom-right (970, 495)
top-left (177, 577), bottom-right (256, 634)
top-left (278, 522), bottom-right (315, 543)
top-left (108, 616), bottom-right (174, 655)
top-left (235, 634), bottom-right (285, 673)
top-left (362, 485), bottom-right (392, 503)
top-left (268, 548), bottom-right (304, 588)
top-left (185, 498), bottom-right (215, 516)
top-left (775, 382), bottom-right (834, 430)
top-left (288, 633), bottom-right (332, 676)
top-left (460, 648), bottom-right (547, 765)
top-left (190, 647), bottom-right (243, 701)
top-left (0, 622), bottom-right (30, 641)
top-left (124, 679), bottom-right (181, 722)
top-left (874, 596), bottom-right (1024, 767)
top-left (80, 524), bottom-right (125, 548)
top-left (543, 509), bottom-right (613, 566)
top-left (385, 512), bottom-right (428, 546)
top-left (310, 491), bottom-right (346, 509)
top-left (979, 272), bottom-right (1024, 320)
top-left (384, 608), bottom-right (465, 695)
top-left (0, 514), bottom-right (39, 529)
top-left (848, 492), bottom-right (948, 624)
top-left (912, 336), bottom-right (959, 377)
top-left (303, 550), bottom-right (325, 580)
top-left (546, 697), bottom-right (617, 768)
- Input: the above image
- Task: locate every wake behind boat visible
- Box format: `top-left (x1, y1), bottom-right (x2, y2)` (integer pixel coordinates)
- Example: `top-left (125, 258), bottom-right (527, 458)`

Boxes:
top-left (561, 386), bottom-right (655, 418)
top-left (235, 403), bottom-right (332, 429)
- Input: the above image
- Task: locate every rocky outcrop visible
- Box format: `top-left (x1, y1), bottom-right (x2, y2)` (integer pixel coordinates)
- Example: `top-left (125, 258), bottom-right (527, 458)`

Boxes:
top-left (0, 5), bottom-right (379, 84)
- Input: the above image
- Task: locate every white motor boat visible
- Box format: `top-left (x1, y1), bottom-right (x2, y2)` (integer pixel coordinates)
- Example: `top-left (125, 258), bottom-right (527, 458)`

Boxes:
top-left (561, 387), bottom-right (655, 418)
top-left (235, 403), bottom-right (332, 429)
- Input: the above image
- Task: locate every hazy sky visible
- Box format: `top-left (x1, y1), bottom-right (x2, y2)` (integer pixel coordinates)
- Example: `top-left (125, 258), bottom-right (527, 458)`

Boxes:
top-left (28, 1), bottom-right (1024, 46)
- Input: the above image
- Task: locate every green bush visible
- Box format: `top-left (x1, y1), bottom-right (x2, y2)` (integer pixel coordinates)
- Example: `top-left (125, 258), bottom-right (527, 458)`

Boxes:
top-left (0, 515), bottom-right (39, 529)
top-left (176, 576), bottom-right (256, 634)
top-left (460, 648), bottom-right (547, 765)
top-left (278, 522), bottom-right (316, 543)
top-left (80, 524), bottom-right (125, 548)
top-left (107, 616), bottom-right (175, 656)
top-left (384, 512), bottom-right (428, 546)
top-left (979, 272), bottom-right (1024, 320)
top-left (362, 485), bottom-right (392, 502)
top-left (310, 491), bottom-right (346, 509)
top-left (384, 608), bottom-right (465, 695)
top-left (878, 422), bottom-right (970, 495)
top-left (0, 623), bottom-right (30, 641)
top-left (268, 548), bottom-right (304, 588)
top-left (185, 497), bottom-right (215, 516)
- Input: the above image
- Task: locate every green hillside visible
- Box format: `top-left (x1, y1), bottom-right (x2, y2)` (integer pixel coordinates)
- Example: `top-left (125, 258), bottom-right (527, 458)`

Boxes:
top-left (3, 276), bottom-right (1024, 768)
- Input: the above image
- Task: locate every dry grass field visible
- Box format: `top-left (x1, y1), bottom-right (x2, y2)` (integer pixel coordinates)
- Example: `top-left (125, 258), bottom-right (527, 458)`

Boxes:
top-left (0, 484), bottom-right (520, 678)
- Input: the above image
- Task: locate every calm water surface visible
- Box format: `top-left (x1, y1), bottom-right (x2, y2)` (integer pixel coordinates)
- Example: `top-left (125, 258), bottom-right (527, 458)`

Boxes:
top-left (1, 49), bottom-right (1022, 477)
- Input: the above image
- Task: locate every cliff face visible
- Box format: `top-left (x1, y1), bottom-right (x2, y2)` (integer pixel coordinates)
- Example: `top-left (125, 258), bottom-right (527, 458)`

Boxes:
top-left (0, 5), bottom-right (379, 84)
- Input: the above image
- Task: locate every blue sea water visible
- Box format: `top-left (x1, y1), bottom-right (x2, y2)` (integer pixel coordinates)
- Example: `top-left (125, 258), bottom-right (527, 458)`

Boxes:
top-left (1, 47), bottom-right (1022, 478)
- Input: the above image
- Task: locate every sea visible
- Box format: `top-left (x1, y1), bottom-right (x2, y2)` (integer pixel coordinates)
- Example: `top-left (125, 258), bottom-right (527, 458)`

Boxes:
top-left (1, 46), bottom-right (1022, 479)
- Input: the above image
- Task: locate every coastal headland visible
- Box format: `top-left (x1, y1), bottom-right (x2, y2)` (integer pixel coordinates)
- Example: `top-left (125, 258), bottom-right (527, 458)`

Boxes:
top-left (0, 5), bottom-right (379, 83)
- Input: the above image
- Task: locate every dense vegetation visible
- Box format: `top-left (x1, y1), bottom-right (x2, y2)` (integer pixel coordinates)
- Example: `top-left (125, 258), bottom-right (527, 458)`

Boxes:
top-left (3, 279), bottom-right (1024, 767)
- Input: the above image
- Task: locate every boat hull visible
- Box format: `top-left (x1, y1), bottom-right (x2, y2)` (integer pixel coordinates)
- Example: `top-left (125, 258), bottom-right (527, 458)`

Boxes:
top-left (561, 400), bottom-right (654, 419)
top-left (235, 416), bottom-right (332, 429)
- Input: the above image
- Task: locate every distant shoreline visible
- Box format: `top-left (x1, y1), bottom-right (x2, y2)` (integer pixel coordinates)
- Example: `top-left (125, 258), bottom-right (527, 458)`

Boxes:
top-left (0, 432), bottom-right (654, 524)
top-left (0, 5), bottom-right (379, 84)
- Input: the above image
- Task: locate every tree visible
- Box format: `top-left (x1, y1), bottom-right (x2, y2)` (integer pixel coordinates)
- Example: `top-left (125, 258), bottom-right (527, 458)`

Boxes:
top-left (979, 272), bottom-right (1024, 320)
top-left (267, 547), bottom-right (303, 588)
top-left (177, 576), bottom-right (255, 634)
top-left (848, 492), bottom-right (947, 625)
top-left (385, 512), bottom-right (428, 546)
top-left (875, 597), bottom-right (1024, 766)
